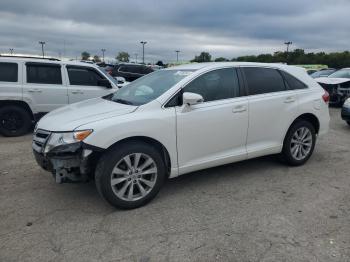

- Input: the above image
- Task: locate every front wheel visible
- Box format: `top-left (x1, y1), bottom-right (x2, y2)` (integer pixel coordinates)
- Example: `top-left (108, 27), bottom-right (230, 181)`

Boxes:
top-left (281, 120), bottom-right (316, 166)
top-left (95, 142), bottom-right (166, 209)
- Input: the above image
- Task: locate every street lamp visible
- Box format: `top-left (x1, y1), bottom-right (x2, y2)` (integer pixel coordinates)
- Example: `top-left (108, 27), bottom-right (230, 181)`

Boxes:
top-left (9, 48), bottom-right (14, 55)
top-left (101, 48), bottom-right (106, 62)
top-left (175, 50), bottom-right (180, 62)
top-left (134, 53), bottom-right (138, 63)
top-left (284, 41), bottom-right (292, 63)
top-left (140, 41), bottom-right (147, 64)
top-left (39, 41), bottom-right (46, 58)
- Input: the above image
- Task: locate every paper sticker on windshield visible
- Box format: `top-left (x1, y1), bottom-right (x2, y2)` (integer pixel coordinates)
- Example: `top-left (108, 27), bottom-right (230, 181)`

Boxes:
top-left (174, 71), bottom-right (192, 76)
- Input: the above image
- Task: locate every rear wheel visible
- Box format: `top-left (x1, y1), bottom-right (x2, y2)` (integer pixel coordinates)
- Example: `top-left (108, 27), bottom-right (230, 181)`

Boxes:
top-left (0, 106), bottom-right (32, 137)
top-left (281, 120), bottom-right (316, 166)
top-left (95, 141), bottom-right (166, 209)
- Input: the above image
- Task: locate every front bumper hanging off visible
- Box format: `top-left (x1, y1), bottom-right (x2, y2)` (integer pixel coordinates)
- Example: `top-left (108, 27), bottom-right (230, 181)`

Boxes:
top-left (32, 130), bottom-right (103, 183)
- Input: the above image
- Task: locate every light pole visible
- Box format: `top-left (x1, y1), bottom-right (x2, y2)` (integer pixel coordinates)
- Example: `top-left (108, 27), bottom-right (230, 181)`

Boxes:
top-left (134, 53), bottom-right (138, 63)
top-left (9, 48), bottom-right (14, 55)
top-left (39, 41), bottom-right (46, 58)
top-left (175, 50), bottom-right (180, 62)
top-left (101, 48), bottom-right (106, 62)
top-left (140, 41), bottom-right (147, 64)
top-left (284, 41), bottom-right (292, 63)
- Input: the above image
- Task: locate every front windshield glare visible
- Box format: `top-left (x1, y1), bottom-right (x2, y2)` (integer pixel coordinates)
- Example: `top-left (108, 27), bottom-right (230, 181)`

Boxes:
top-left (108, 70), bottom-right (193, 105)
top-left (328, 69), bottom-right (350, 78)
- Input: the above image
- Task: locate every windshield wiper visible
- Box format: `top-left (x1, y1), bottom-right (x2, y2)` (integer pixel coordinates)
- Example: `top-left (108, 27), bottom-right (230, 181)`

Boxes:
top-left (113, 98), bottom-right (134, 105)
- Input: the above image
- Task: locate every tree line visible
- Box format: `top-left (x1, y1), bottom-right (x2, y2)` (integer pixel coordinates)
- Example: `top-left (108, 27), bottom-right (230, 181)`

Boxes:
top-left (191, 50), bottom-right (350, 68)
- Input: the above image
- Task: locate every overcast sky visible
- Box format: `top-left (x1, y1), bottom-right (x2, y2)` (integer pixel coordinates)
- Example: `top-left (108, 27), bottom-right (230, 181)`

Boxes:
top-left (0, 0), bottom-right (349, 63)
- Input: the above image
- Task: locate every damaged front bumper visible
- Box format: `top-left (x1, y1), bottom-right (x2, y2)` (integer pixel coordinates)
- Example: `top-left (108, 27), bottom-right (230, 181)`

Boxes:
top-left (32, 130), bottom-right (103, 183)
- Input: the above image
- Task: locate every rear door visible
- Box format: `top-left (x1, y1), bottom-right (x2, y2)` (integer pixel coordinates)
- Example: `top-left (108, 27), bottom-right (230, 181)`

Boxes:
top-left (66, 65), bottom-right (114, 104)
top-left (241, 67), bottom-right (299, 158)
top-left (23, 62), bottom-right (68, 113)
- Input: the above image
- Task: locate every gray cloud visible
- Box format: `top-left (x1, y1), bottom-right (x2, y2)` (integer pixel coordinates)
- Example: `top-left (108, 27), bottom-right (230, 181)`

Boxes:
top-left (0, 0), bottom-right (349, 63)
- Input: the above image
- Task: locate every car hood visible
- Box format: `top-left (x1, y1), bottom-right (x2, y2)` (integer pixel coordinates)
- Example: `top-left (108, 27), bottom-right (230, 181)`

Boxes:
top-left (316, 77), bottom-right (350, 85)
top-left (37, 97), bottom-right (137, 131)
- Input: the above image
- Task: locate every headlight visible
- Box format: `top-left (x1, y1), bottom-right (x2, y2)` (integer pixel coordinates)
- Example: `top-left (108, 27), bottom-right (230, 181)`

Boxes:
top-left (344, 98), bottom-right (350, 107)
top-left (44, 130), bottom-right (93, 153)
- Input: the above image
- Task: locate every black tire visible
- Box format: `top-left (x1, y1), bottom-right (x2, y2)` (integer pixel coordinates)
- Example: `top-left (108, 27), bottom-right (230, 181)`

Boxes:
top-left (0, 106), bottom-right (32, 137)
top-left (347, 121), bottom-right (350, 126)
top-left (281, 120), bottom-right (316, 166)
top-left (95, 141), bottom-right (166, 209)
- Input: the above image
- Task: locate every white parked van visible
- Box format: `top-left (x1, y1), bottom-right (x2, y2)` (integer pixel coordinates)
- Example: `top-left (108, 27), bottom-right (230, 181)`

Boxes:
top-left (33, 62), bottom-right (330, 209)
top-left (0, 56), bottom-right (120, 136)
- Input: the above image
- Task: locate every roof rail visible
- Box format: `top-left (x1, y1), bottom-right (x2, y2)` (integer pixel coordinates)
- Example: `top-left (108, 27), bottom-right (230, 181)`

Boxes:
top-left (0, 55), bottom-right (61, 61)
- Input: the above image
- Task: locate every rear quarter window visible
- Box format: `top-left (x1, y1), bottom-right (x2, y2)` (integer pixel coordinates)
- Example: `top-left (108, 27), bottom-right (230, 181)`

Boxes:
top-left (26, 63), bottom-right (62, 84)
top-left (0, 62), bottom-right (18, 82)
top-left (280, 71), bottom-right (308, 90)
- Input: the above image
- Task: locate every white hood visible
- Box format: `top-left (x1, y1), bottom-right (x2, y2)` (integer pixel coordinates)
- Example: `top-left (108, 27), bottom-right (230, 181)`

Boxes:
top-left (37, 97), bottom-right (137, 131)
top-left (316, 77), bottom-right (350, 85)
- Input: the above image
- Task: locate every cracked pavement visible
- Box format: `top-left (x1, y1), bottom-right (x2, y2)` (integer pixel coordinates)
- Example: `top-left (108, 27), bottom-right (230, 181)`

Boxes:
top-left (0, 108), bottom-right (350, 262)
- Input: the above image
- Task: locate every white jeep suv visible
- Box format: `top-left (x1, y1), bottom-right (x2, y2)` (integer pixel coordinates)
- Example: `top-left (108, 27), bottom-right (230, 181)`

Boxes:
top-left (0, 56), bottom-right (120, 137)
top-left (32, 62), bottom-right (330, 209)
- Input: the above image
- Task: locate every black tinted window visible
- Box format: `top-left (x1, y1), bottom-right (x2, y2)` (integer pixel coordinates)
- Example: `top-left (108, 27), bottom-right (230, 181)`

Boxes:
top-left (141, 66), bottom-right (153, 74)
top-left (0, 62), bottom-right (18, 82)
top-left (26, 63), bottom-right (62, 84)
top-left (184, 68), bottom-right (239, 102)
top-left (280, 71), bottom-right (307, 90)
top-left (243, 67), bottom-right (286, 95)
top-left (67, 67), bottom-right (102, 86)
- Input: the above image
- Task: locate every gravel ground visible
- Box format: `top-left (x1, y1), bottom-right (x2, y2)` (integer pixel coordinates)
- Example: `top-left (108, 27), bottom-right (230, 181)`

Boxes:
top-left (0, 108), bottom-right (349, 262)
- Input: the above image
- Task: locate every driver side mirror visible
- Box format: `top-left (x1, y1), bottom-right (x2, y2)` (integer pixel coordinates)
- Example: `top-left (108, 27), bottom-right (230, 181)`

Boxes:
top-left (183, 92), bottom-right (204, 106)
top-left (98, 79), bottom-right (112, 88)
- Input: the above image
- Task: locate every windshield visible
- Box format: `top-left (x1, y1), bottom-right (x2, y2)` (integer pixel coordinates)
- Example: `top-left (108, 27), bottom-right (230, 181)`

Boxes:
top-left (328, 69), bottom-right (350, 78)
top-left (106, 69), bottom-right (194, 105)
top-left (310, 70), bottom-right (335, 78)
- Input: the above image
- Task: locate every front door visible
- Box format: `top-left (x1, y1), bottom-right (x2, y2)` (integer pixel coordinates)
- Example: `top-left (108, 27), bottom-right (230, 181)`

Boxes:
top-left (175, 68), bottom-right (249, 174)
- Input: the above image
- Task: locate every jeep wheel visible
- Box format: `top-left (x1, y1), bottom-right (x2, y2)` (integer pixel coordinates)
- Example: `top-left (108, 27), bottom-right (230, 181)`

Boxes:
top-left (0, 106), bottom-right (32, 137)
top-left (95, 141), bottom-right (166, 209)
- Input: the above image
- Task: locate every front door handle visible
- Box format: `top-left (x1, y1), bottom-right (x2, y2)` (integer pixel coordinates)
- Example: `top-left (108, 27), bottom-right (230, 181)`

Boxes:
top-left (284, 96), bottom-right (296, 103)
top-left (233, 105), bottom-right (247, 113)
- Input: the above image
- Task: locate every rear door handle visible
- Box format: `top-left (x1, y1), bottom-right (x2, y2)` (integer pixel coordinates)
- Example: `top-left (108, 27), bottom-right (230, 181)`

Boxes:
top-left (28, 89), bottom-right (42, 93)
top-left (71, 90), bottom-right (84, 94)
top-left (284, 96), bottom-right (296, 103)
top-left (233, 105), bottom-right (247, 113)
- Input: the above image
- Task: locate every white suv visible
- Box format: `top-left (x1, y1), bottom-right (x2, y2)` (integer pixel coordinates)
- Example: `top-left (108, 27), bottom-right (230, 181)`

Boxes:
top-left (0, 56), bottom-right (120, 136)
top-left (32, 62), bottom-right (330, 209)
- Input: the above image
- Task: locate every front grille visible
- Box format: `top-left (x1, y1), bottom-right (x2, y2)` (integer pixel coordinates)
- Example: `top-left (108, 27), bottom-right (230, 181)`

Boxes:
top-left (32, 129), bottom-right (51, 153)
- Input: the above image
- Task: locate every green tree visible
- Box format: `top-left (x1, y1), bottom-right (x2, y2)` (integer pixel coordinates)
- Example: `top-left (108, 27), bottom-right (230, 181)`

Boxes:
top-left (116, 52), bottom-right (130, 62)
top-left (81, 51), bottom-right (90, 60)
top-left (214, 57), bottom-right (229, 62)
top-left (93, 55), bottom-right (101, 63)
top-left (191, 52), bottom-right (212, 63)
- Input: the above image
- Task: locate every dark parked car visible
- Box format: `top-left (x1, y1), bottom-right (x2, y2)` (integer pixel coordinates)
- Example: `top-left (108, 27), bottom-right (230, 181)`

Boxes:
top-left (109, 63), bottom-right (154, 82)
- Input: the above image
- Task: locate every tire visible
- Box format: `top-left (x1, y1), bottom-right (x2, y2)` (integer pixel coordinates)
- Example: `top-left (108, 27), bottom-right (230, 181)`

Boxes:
top-left (347, 121), bottom-right (350, 126)
top-left (0, 106), bottom-right (32, 137)
top-left (281, 120), bottom-right (316, 166)
top-left (95, 141), bottom-right (166, 209)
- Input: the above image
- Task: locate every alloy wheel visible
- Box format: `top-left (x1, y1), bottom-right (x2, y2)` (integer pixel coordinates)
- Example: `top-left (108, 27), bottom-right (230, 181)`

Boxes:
top-left (290, 127), bottom-right (313, 161)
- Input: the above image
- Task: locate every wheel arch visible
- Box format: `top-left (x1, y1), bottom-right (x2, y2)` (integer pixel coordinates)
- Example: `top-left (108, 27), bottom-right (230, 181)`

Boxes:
top-left (0, 100), bottom-right (34, 120)
top-left (106, 136), bottom-right (172, 177)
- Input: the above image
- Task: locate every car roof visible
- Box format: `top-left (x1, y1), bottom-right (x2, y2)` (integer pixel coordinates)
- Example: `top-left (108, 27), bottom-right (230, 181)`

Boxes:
top-left (166, 62), bottom-right (298, 71)
top-left (0, 56), bottom-right (99, 68)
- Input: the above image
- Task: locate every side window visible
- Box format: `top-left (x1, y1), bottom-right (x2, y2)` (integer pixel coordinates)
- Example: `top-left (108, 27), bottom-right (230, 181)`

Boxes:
top-left (141, 66), bottom-right (153, 74)
top-left (0, 62), bottom-right (18, 82)
top-left (183, 68), bottom-right (240, 103)
top-left (26, 63), bottom-right (62, 84)
top-left (242, 67), bottom-right (286, 95)
top-left (67, 67), bottom-right (103, 86)
top-left (280, 71), bottom-right (307, 90)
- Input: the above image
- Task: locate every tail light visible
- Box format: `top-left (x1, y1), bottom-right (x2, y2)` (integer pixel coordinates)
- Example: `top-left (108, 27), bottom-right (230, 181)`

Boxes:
top-left (322, 90), bottom-right (330, 103)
